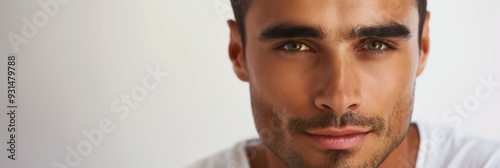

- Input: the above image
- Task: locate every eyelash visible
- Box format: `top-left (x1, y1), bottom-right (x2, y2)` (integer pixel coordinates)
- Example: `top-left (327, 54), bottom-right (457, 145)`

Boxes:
top-left (274, 40), bottom-right (314, 56)
top-left (274, 38), bottom-right (398, 57)
top-left (358, 38), bottom-right (397, 57)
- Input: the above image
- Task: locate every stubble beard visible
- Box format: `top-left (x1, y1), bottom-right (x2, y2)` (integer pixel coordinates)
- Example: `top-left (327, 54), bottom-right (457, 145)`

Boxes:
top-left (249, 84), bottom-right (415, 168)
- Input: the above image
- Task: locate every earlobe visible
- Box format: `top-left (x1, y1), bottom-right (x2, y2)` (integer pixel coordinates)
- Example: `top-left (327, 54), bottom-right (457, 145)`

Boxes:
top-left (227, 20), bottom-right (249, 82)
top-left (417, 12), bottom-right (431, 77)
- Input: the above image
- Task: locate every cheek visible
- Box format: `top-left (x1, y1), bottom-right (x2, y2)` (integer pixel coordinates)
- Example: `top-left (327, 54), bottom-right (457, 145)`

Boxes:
top-left (387, 89), bottom-right (414, 138)
top-left (249, 86), bottom-right (293, 146)
top-left (359, 48), bottom-right (418, 117)
top-left (246, 47), bottom-right (313, 109)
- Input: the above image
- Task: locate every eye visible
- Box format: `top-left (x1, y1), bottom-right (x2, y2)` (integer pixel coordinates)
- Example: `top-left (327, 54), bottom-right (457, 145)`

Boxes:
top-left (282, 41), bottom-right (311, 52)
top-left (365, 41), bottom-right (386, 50)
top-left (357, 39), bottom-right (397, 57)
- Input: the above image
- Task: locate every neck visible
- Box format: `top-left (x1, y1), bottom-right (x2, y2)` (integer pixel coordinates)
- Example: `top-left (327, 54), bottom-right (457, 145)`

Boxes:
top-left (379, 123), bottom-right (420, 168)
top-left (246, 141), bottom-right (288, 168)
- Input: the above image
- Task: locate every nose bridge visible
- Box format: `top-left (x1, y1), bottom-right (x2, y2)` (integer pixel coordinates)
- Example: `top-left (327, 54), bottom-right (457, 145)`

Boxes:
top-left (315, 52), bottom-right (361, 114)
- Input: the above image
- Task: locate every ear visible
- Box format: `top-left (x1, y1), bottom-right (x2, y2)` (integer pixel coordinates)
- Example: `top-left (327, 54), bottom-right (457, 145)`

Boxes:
top-left (227, 20), bottom-right (249, 82)
top-left (417, 12), bottom-right (430, 77)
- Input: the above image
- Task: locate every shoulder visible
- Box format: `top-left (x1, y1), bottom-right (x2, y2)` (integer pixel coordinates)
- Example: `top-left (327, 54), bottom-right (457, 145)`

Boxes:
top-left (415, 121), bottom-right (500, 168)
top-left (186, 139), bottom-right (255, 168)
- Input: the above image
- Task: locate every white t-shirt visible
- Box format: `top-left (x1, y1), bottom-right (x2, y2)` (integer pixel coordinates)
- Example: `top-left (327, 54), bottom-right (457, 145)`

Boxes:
top-left (187, 121), bottom-right (500, 168)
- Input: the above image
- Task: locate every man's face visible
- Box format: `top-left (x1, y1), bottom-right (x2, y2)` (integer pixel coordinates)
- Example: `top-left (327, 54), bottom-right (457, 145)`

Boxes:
top-left (230, 0), bottom-right (427, 167)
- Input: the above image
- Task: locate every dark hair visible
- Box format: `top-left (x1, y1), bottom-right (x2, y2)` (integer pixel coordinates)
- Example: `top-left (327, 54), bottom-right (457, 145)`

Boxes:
top-left (230, 0), bottom-right (427, 49)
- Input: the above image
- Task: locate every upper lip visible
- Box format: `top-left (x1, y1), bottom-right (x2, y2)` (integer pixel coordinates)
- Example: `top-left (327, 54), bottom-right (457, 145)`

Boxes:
top-left (305, 128), bottom-right (370, 136)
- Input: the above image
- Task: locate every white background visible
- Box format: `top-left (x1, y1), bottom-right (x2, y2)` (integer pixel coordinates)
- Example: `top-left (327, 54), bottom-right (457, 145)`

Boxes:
top-left (0, 0), bottom-right (499, 168)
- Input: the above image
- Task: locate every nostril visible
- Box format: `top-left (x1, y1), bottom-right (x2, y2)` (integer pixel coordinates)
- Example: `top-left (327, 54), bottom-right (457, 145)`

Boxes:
top-left (321, 104), bottom-right (332, 110)
top-left (347, 104), bottom-right (359, 111)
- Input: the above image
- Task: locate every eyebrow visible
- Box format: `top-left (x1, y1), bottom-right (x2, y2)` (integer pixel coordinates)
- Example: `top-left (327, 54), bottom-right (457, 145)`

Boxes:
top-left (258, 23), bottom-right (327, 41)
top-left (258, 21), bottom-right (411, 41)
top-left (352, 22), bottom-right (411, 39)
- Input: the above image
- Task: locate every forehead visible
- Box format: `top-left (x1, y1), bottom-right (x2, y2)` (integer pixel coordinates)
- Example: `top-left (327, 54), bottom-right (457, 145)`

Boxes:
top-left (245, 0), bottom-right (419, 40)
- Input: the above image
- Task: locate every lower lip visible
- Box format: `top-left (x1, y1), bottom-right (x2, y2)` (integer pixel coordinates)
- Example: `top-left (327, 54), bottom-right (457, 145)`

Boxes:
top-left (306, 132), bottom-right (368, 150)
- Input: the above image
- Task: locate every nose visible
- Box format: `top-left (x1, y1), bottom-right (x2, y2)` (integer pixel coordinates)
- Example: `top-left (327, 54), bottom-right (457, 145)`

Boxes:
top-left (313, 54), bottom-right (362, 116)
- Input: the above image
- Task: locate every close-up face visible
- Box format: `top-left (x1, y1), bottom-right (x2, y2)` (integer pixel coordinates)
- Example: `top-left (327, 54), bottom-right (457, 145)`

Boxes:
top-left (229, 0), bottom-right (429, 167)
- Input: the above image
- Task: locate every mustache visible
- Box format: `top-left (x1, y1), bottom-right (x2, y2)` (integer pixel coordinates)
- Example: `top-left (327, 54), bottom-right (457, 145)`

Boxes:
top-left (287, 111), bottom-right (386, 136)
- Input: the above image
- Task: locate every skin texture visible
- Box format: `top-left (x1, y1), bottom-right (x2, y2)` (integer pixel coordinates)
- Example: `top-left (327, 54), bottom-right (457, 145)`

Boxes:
top-left (227, 0), bottom-right (430, 167)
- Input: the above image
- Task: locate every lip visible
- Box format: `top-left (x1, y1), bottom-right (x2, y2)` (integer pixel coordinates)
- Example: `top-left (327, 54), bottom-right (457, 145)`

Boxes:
top-left (305, 128), bottom-right (370, 150)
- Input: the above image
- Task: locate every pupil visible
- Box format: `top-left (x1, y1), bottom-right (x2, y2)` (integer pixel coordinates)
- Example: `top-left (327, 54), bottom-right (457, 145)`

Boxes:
top-left (289, 42), bottom-right (301, 50)
top-left (369, 42), bottom-right (381, 50)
